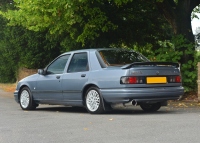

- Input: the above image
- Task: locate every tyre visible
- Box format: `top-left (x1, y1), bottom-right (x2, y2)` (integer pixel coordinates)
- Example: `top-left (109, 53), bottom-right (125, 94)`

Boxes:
top-left (19, 87), bottom-right (37, 110)
top-left (85, 86), bottom-right (104, 114)
top-left (140, 102), bottom-right (161, 112)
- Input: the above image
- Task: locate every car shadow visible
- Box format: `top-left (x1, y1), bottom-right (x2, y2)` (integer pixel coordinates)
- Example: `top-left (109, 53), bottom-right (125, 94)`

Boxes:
top-left (36, 106), bottom-right (88, 113)
top-left (35, 105), bottom-right (176, 115)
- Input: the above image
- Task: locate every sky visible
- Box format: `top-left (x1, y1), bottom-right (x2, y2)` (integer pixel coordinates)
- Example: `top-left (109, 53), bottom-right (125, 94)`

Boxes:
top-left (191, 13), bottom-right (200, 35)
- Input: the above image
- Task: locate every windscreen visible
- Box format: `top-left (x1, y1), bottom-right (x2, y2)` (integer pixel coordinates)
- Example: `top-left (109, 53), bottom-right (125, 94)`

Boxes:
top-left (98, 49), bottom-right (148, 66)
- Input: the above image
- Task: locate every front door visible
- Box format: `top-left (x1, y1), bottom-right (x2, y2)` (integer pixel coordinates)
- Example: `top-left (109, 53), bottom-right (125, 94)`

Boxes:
top-left (34, 54), bottom-right (70, 103)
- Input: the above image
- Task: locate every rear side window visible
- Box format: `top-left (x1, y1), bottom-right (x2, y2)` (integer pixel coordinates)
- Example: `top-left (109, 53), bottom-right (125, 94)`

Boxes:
top-left (67, 53), bottom-right (89, 73)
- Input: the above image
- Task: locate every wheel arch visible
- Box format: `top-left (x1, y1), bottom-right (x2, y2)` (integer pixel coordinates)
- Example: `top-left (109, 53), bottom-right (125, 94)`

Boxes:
top-left (82, 84), bottom-right (107, 110)
top-left (82, 84), bottom-right (99, 106)
top-left (18, 85), bottom-right (30, 100)
top-left (82, 84), bottom-right (110, 112)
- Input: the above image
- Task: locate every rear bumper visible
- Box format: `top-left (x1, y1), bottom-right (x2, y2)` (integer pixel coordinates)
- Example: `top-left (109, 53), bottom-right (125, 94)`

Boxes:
top-left (100, 86), bottom-right (184, 103)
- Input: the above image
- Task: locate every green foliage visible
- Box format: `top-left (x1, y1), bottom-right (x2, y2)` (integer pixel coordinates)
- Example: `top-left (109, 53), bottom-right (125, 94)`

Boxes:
top-left (191, 5), bottom-right (200, 19)
top-left (0, 15), bottom-right (62, 83)
top-left (1, 0), bottom-right (117, 46)
top-left (131, 44), bottom-right (154, 59)
top-left (0, 17), bottom-right (17, 82)
top-left (147, 35), bottom-right (197, 92)
top-left (0, 0), bottom-right (198, 93)
top-left (196, 51), bottom-right (200, 62)
top-left (16, 29), bottom-right (62, 69)
top-left (0, 0), bottom-right (171, 48)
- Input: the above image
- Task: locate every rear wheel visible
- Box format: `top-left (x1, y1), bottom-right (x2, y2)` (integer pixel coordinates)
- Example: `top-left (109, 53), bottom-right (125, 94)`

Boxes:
top-left (85, 87), bottom-right (104, 114)
top-left (140, 103), bottom-right (161, 112)
top-left (19, 87), bottom-right (37, 110)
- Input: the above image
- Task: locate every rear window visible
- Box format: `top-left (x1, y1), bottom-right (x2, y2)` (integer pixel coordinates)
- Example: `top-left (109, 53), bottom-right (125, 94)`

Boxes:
top-left (98, 49), bottom-right (148, 66)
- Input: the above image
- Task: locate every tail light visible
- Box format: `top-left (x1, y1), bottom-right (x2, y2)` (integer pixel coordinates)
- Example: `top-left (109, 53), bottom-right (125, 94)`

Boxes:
top-left (121, 75), bottom-right (181, 84)
top-left (120, 76), bottom-right (145, 84)
top-left (168, 76), bottom-right (181, 83)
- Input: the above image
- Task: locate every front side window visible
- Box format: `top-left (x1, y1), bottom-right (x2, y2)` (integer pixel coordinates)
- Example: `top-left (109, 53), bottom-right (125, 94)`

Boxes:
top-left (47, 54), bottom-right (70, 74)
top-left (98, 49), bottom-right (148, 66)
top-left (67, 53), bottom-right (89, 73)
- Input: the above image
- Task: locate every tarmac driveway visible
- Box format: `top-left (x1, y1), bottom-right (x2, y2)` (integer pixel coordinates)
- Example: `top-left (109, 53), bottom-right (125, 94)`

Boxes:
top-left (0, 89), bottom-right (200, 143)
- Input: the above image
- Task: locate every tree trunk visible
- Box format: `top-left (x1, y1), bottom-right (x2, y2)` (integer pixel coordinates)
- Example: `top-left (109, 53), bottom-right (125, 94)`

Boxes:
top-left (175, 0), bottom-right (195, 64)
top-left (156, 0), bottom-right (200, 65)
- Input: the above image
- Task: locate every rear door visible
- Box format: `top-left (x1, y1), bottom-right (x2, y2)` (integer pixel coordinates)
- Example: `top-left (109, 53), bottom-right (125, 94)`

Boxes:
top-left (62, 52), bottom-right (89, 105)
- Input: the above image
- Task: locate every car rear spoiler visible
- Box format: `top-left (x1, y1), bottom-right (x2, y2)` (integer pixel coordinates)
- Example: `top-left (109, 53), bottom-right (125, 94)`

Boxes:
top-left (121, 62), bottom-right (180, 69)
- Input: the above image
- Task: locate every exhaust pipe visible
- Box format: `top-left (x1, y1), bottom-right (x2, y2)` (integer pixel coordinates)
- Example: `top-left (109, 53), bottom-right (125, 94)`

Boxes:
top-left (123, 100), bottom-right (138, 107)
top-left (132, 100), bottom-right (137, 106)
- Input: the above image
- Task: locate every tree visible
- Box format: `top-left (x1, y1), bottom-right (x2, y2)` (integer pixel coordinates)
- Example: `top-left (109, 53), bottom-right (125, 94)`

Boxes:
top-left (156, 0), bottom-right (199, 40)
top-left (0, 0), bottom-right (172, 49)
top-left (1, 0), bottom-right (199, 50)
top-left (1, 0), bottom-right (199, 90)
top-left (0, 0), bottom-right (63, 82)
top-left (0, 20), bottom-right (63, 82)
top-left (156, 0), bottom-right (200, 64)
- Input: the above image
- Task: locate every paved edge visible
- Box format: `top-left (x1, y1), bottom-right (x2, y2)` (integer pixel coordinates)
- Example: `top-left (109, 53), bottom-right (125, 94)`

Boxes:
top-left (0, 89), bottom-right (13, 98)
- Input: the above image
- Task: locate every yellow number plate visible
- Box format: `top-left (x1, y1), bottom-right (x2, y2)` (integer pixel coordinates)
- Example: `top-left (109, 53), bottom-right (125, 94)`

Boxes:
top-left (146, 77), bottom-right (167, 84)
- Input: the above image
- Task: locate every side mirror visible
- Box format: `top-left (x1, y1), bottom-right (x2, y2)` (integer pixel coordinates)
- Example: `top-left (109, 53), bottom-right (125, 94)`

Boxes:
top-left (38, 69), bottom-right (45, 75)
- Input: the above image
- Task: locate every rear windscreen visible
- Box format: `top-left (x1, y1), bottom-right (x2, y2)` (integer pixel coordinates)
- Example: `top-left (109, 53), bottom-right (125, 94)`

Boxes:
top-left (98, 49), bottom-right (148, 66)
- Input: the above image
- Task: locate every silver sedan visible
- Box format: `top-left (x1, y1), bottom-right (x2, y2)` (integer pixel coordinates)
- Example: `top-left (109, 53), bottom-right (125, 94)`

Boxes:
top-left (14, 48), bottom-right (184, 114)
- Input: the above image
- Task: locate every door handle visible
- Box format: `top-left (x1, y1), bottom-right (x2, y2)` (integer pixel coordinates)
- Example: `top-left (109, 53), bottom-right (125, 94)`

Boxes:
top-left (81, 74), bottom-right (86, 77)
top-left (56, 76), bottom-right (60, 79)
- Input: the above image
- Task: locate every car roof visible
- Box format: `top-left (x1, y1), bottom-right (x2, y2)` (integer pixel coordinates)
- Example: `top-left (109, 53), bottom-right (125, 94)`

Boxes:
top-left (61, 48), bottom-right (134, 56)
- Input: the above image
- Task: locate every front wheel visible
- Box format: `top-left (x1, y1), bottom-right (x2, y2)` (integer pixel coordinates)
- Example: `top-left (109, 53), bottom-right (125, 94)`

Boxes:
top-left (19, 87), bottom-right (37, 110)
top-left (85, 87), bottom-right (104, 114)
top-left (140, 103), bottom-right (161, 112)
